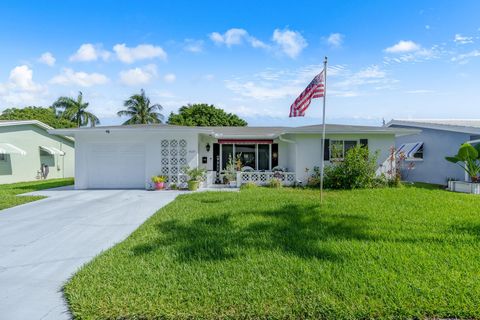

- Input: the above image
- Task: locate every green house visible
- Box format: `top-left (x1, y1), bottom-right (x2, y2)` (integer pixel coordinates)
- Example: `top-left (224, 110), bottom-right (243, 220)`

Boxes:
top-left (0, 120), bottom-right (74, 184)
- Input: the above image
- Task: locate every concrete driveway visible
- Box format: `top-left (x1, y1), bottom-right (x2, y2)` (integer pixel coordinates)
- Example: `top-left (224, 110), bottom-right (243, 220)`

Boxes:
top-left (0, 187), bottom-right (181, 320)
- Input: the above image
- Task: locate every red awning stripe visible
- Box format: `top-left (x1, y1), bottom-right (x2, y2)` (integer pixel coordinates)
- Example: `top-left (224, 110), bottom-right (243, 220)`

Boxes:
top-left (218, 139), bottom-right (273, 144)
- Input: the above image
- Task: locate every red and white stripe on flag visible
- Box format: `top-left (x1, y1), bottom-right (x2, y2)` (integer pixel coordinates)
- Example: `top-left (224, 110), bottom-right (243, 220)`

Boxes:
top-left (289, 70), bottom-right (325, 117)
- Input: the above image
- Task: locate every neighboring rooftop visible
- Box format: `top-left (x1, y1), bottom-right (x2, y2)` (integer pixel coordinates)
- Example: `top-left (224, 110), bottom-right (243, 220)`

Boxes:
top-left (386, 119), bottom-right (480, 135)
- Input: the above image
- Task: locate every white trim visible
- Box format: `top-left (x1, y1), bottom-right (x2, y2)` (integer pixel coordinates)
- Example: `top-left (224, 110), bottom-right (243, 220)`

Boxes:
top-left (40, 146), bottom-right (65, 155)
top-left (0, 120), bottom-right (53, 130)
top-left (0, 143), bottom-right (27, 155)
top-left (386, 119), bottom-right (480, 135)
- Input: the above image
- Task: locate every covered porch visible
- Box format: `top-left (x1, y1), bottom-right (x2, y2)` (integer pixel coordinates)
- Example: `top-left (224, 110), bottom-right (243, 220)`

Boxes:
top-left (198, 134), bottom-right (296, 187)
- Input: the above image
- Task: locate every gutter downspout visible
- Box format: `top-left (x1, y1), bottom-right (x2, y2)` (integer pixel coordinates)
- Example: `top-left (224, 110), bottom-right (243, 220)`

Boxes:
top-left (278, 134), bottom-right (296, 144)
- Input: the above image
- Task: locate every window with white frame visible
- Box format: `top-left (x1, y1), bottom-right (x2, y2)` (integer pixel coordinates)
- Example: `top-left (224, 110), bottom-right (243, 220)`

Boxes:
top-left (330, 140), bottom-right (358, 160)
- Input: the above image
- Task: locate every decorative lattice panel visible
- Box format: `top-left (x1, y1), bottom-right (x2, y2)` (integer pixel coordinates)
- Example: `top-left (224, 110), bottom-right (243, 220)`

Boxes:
top-left (160, 138), bottom-right (188, 186)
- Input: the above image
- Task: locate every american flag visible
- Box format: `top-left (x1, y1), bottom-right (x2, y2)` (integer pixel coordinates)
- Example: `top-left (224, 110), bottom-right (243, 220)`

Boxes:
top-left (289, 70), bottom-right (325, 117)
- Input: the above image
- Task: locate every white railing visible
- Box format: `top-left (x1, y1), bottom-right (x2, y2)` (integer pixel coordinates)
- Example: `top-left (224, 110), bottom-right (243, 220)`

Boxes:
top-left (237, 171), bottom-right (296, 187)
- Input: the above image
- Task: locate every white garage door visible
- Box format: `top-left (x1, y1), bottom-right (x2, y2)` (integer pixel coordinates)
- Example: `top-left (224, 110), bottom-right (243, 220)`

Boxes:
top-left (87, 143), bottom-right (146, 189)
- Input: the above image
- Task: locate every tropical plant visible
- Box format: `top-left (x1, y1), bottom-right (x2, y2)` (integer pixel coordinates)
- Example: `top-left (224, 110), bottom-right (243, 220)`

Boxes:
top-left (224, 155), bottom-right (237, 182)
top-left (151, 175), bottom-right (167, 183)
top-left (184, 167), bottom-right (206, 182)
top-left (52, 92), bottom-right (99, 127)
top-left (267, 178), bottom-right (282, 188)
top-left (320, 145), bottom-right (379, 190)
top-left (167, 103), bottom-right (247, 126)
top-left (445, 143), bottom-right (480, 182)
top-left (0, 106), bottom-right (77, 128)
top-left (117, 89), bottom-right (164, 125)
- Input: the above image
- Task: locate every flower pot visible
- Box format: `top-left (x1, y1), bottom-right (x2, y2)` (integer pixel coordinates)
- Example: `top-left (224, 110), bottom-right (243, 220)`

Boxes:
top-left (229, 181), bottom-right (237, 188)
top-left (155, 182), bottom-right (165, 190)
top-left (187, 180), bottom-right (199, 191)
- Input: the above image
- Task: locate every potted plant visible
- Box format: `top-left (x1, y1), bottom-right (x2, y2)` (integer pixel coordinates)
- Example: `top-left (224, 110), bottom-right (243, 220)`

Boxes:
top-left (184, 167), bottom-right (206, 191)
top-left (151, 175), bottom-right (166, 190)
top-left (445, 143), bottom-right (480, 194)
top-left (224, 155), bottom-right (237, 187)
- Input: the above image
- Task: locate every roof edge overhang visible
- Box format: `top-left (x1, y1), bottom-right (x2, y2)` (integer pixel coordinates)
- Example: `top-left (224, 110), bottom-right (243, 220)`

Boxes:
top-left (386, 120), bottom-right (480, 135)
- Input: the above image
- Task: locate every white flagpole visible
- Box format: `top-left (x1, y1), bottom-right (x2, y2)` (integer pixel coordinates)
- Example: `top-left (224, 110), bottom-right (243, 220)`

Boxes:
top-left (320, 56), bottom-right (328, 204)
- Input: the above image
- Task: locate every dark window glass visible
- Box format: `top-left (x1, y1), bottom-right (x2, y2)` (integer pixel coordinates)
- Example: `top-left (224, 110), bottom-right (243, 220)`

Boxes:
top-left (413, 145), bottom-right (424, 159)
top-left (258, 144), bottom-right (270, 170)
top-left (235, 144), bottom-right (256, 169)
top-left (272, 144), bottom-right (279, 168)
top-left (345, 140), bottom-right (358, 154)
top-left (221, 144), bottom-right (233, 170)
top-left (213, 143), bottom-right (220, 171)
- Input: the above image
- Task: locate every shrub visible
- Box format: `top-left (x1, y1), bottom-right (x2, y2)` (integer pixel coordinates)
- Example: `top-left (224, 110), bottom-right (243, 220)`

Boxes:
top-left (320, 145), bottom-right (379, 190)
top-left (267, 178), bottom-right (282, 188)
top-left (240, 182), bottom-right (258, 190)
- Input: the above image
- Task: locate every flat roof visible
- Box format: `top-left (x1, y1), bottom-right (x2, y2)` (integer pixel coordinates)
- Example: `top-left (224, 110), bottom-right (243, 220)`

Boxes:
top-left (50, 123), bottom-right (418, 138)
top-left (386, 119), bottom-right (480, 135)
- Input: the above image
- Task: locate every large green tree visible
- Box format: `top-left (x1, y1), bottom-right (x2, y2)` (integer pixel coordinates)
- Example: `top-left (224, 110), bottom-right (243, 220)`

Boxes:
top-left (167, 104), bottom-right (247, 126)
top-left (117, 89), bottom-right (164, 125)
top-left (0, 106), bottom-right (77, 128)
top-left (52, 91), bottom-right (99, 127)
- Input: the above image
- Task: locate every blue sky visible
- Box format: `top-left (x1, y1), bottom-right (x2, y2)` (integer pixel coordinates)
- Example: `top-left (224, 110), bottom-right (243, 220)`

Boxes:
top-left (1, 1), bottom-right (480, 126)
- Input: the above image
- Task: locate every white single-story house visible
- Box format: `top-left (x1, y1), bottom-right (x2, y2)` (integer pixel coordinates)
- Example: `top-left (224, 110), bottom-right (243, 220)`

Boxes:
top-left (50, 124), bottom-right (416, 189)
top-left (386, 119), bottom-right (480, 185)
top-left (0, 120), bottom-right (75, 184)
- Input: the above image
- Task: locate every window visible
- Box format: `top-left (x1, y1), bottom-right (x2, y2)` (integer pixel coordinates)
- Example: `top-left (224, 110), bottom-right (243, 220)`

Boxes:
top-left (221, 144), bottom-right (233, 170)
top-left (412, 144), bottom-right (423, 159)
top-left (272, 143), bottom-right (279, 168)
top-left (235, 144), bottom-right (256, 169)
top-left (258, 144), bottom-right (270, 170)
top-left (330, 140), bottom-right (358, 160)
top-left (0, 153), bottom-right (5, 161)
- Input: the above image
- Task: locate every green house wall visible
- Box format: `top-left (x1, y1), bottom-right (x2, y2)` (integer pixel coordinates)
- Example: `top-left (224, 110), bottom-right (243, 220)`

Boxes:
top-left (0, 124), bottom-right (74, 184)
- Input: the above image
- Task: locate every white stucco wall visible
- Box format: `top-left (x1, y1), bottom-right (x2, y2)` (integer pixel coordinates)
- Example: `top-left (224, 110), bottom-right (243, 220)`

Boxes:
top-left (291, 133), bottom-right (395, 182)
top-left (74, 130), bottom-right (198, 189)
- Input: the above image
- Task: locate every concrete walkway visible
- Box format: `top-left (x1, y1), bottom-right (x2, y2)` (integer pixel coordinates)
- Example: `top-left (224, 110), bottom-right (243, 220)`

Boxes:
top-left (0, 187), bottom-right (181, 320)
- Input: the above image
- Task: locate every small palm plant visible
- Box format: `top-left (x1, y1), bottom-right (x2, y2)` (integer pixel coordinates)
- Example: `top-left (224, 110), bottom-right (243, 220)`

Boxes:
top-left (446, 143), bottom-right (480, 182)
top-left (117, 89), bottom-right (164, 125)
top-left (52, 91), bottom-right (99, 127)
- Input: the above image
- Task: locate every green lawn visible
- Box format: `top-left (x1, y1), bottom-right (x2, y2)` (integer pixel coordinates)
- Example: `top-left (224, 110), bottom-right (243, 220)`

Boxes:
top-left (65, 185), bottom-right (480, 319)
top-left (0, 178), bottom-right (74, 210)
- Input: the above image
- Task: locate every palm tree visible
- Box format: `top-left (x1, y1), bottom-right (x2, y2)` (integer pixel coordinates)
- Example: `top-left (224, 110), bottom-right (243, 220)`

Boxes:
top-left (117, 89), bottom-right (164, 125)
top-left (52, 91), bottom-right (100, 127)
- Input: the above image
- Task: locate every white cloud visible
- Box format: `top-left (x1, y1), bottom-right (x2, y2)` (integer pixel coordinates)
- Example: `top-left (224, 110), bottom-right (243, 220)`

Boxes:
top-left (113, 43), bottom-right (167, 63)
top-left (383, 44), bottom-right (443, 65)
top-left (184, 39), bottom-right (204, 53)
top-left (209, 28), bottom-right (269, 49)
top-left (385, 40), bottom-right (421, 53)
top-left (326, 33), bottom-right (344, 48)
top-left (454, 34), bottom-right (474, 44)
top-left (0, 65), bottom-right (47, 105)
top-left (225, 64), bottom-right (394, 102)
top-left (38, 52), bottom-right (56, 66)
top-left (163, 73), bottom-right (176, 83)
top-left (210, 28), bottom-right (248, 47)
top-left (8, 65), bottom-right (43, 91)
top-left (50, 68), bottom-right (109, 87)
top-left (451, 49), bottom-right (480, 63)
top-left (405, 89), bottom-right (435, 94)
top-left (69, 43), bottom-right (110, 62)
top-left (119, 64), bottom-right (157, 86)
top-left (225, 80), bottom-right (301, 100)
top-left (272, 28), bottom-right (307, 58)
